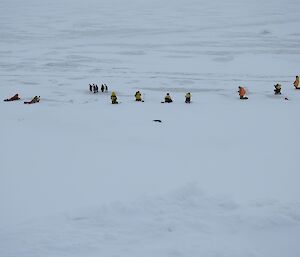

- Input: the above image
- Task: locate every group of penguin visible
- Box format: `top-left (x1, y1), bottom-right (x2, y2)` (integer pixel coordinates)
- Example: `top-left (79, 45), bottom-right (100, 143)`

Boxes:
top-left (89, 83), bottom-right (108, 94)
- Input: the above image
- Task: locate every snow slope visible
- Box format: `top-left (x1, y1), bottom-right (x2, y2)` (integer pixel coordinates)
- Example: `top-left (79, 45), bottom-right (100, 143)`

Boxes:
top-left (1, 0), bottom-right (300, 256)
top-left (1, 185), bottom-right (300, 257)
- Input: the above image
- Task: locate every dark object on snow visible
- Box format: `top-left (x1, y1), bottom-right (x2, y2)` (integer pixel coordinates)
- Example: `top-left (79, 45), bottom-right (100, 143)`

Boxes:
top-left (4, 94), bottom-right (20, 102)
top-left (24, 96), bottom-right (40, 104)
top-left (285, 97), bottom-right (289, 100)
top-left (101, 84), bottom-right (105, 92)
top-left (105, 84), bottom-right (108, 92)
top-left (153, 120), bottom-right (162, 123)
top-left (89, 84), bottom-right (93, 92)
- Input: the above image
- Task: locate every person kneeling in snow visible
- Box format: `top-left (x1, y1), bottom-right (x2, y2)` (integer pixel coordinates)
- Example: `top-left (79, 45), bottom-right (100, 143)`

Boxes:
top-left (274, 84), bottom-right (282, 95)
top-left (185, 92), bottom-right (191, 103)
top-left (238, 86), bottom-right (248, 100)
top-left (164, 93), bottom-right (173, 103)
top-left (294, 75), bottom-right (299, 89)
top-left (24, 96), bottom-right (40, 104)
top-left (135, 91), bottom-right (142, 101)
top-left (4, 94), bottom-right (20, 102)
top-left (111, 91), bottom-right (118, 104)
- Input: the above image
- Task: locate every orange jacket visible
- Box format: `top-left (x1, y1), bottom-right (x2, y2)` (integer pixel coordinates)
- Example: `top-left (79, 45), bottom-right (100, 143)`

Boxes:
top-left (238, 87), bottom-right (246, 97)
top-left (294, 77), bottom-right (299, 88)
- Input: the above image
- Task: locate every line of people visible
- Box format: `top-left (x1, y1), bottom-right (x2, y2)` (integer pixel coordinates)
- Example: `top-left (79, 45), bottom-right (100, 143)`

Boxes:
top-left (89, 83), bottom-right (108, 93)
top-left (109, 91), bottom-right (192, 104)
top-left (3, 76), bottom-right (299, 105)
top-left (111, 81), bottom-right (297, 104)
top-left (109, 75), bottom-right (299, 103)
top-left (237, 75), bottom-right (299, 100)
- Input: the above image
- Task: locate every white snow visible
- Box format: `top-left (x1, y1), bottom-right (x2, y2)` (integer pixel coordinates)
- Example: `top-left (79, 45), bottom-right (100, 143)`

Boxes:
top-left (1, 0), bottom-right (300, 256)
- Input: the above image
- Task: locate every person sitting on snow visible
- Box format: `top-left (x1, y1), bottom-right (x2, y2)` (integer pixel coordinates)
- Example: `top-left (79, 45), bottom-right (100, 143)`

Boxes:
top-left (164, 93), bottom-right (173, 103)
top-left (135, 91), bottom-right (142, 101)
top-left (294, 76), bottom-right (299, 89)
top-left (238, 86), bottom-right (248, 100)
top-left (4, 94), bottom-right (20, 102)
top-left (111, 91), bottom-right (118, 104)
top-left (274, 84), bottom-right (282, 95)
top-left (185, 92), bottom-right (191, 103)
top-left (24, 96), bottom-right (40, 104)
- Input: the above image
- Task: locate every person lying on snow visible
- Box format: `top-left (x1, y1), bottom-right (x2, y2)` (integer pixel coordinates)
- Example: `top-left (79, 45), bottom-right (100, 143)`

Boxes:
top-left (164, 93), bottom-right (173, 103)
top-left (135, 91), bottom-right (142, 101)
top-left (111, 91), bottom-right (118, 104)
top-left (185, 92), bottom-right (191, 103)
top-left (294, 76), bottom-right (299, 89)
top-left (4, 94), bottom-right (20, 102)
top-left (24, 96), bottom-right (40, 104)
top-left (274, 84), bottom-right (282, 95)
top-left (238, 86), bottom-right (248, 100)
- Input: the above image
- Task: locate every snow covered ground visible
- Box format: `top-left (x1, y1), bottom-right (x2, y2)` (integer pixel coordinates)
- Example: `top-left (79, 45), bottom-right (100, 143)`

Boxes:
top-left (1, 0), bottom-right (300, 256)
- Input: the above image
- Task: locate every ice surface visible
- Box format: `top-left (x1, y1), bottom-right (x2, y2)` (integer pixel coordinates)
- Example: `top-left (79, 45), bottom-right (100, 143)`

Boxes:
top-left (1, 0), bottom-right (300, 256)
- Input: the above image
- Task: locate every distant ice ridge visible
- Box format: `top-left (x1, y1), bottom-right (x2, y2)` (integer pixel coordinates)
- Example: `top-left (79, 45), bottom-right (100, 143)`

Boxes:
top-left (1, 184), bottom-right (300, 257)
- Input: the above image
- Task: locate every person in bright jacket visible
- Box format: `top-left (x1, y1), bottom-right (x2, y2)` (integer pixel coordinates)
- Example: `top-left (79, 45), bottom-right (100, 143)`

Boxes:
top-left (135, 91), bottom-right (142, 101)
top-left (164, 93), bottom-right (173, 103)
top-left (294, 76), bottom-right (299, 89)
top-left (4, 93), bottom-right (20, 102)
top-left (185, 92), bottom-right (191, 103)
top-left (274, 84), bottom-right (282, 95)
top-left (111, 91), bottom-right (118, 104)
top-left (238, 86), bottom-right (248, 99)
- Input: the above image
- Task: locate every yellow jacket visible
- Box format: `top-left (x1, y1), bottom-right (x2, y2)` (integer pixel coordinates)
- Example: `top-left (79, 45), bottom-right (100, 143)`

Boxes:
top-left (165, 94), bottom-right (172, 101)
top-left (135, 91), bottom-right (142, 100)
top-left (185, 93), bottom-right (191, 98)
top-left (111, 92), bottom-right (117, 102)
